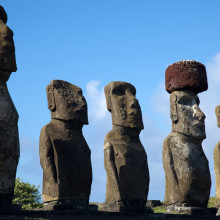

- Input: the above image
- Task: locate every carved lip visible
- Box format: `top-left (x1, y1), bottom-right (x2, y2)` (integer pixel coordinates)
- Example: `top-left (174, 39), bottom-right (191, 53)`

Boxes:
top-left (0, 70), bottom-right (10, 74)
top-left (192, 121), bottom-right (205, 129)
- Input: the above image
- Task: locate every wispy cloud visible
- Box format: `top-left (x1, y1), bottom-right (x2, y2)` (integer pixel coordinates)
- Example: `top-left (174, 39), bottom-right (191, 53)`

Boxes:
top-left (86, 80), bottom-right (108, 122)
top-left (16, 137), bottom-right (42, 191)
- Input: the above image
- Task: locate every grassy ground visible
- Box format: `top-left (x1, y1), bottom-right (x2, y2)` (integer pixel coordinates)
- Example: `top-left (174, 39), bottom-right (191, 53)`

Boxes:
top-left (152, 204), bottom-right (166, 213)
top-left (208, 197), bottom-right (215, 208)
top-left (152, 197), bottom-right (216, 213)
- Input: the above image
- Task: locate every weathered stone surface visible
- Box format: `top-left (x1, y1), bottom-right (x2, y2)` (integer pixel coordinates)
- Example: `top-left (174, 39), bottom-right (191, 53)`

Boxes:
top-left (104, 81), bottom-right (143, 129)
top-left (0, 8), bottom-right (17, 76)
top-left (0, 6), bottom-right (20, 206)
top-left (166, 204), bottom-right (217, 215)
top-left (39, 80), bottom-right (92, 209)
top-left (99, 204), bottom-right (153, 214)
top-left (216, 207), bottom-right (220, 216)
top-left (165, 60), bottom-right (208, 94)
top-left (102, 81), bottom-right (150, 212)
top-left (214, 105), bottom-right (220, 207)
top-left (163, 91), bottom-right (211, 207)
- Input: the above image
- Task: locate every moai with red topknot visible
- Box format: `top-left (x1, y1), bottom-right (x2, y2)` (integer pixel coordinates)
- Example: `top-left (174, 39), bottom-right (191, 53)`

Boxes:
top-left (0, 6), bottom-right (20, 211)
top-left (163, 61), bottom-right (211, 214)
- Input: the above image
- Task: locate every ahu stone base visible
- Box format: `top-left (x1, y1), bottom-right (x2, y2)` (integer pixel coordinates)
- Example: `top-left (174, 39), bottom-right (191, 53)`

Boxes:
top-left (0, 209), bottom-right (219, 220)
top-left (42, 200), bottom-right (94, 211)
top-left (0, 204), bottom-right (21, 213)
top-left (166, 204), bottom-right (217, 216)
top-left (99, 203), bottom-right (153, 214)
top-left (216, 207), bottom-right (220, 216)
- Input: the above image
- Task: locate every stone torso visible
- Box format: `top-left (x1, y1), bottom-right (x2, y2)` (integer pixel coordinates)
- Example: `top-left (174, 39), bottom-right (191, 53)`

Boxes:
top-left (40, 121), bottom-right (92, 203)
top-left (163, 132), bottom-right (211, 206)
top-left (104, 130), bottom-right (149, 205)
top-left (0, 83), bottom-right (19, 198)
top-left (214, 142), bottom-right (220, 206)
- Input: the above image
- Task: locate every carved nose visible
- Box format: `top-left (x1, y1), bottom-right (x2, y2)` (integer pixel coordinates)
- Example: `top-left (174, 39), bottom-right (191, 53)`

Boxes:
top-left (130, 101), bottom-right (136, 108)
top-left (193, 105), bottom-right (206, 120)
top-left (126, 90), bottom-right (138, 108)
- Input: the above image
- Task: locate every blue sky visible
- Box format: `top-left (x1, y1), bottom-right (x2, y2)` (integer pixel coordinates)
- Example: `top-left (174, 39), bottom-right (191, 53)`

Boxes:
top-left (2, 1), bottom-right (220, 202)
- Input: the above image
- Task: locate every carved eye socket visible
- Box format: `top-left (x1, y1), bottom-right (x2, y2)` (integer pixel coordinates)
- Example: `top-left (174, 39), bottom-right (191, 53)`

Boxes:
top-left (112, 88), bottom-right (125, 96)
top-left (126, 88), bottom-right (135, 96)
top-left (78, 90), bottom-right (82, 96)
top-left (178, 97), bottom-right (193, 106)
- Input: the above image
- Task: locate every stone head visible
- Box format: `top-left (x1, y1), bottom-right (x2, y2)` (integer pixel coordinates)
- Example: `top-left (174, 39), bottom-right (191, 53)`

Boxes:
top-left (104, 81), bottom-right (143, 129)
top-left (215, 105), bottom-right (220, 128)
top-left (170, 90), bottom-right (206, 139)
top-left (0, 6), bottom-right (17, 81)
top-left (46, 80), bottom-right (88, 124)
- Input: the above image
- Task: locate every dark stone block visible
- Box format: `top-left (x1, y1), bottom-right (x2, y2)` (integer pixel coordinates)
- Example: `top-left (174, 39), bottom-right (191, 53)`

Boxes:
top-left (0, 204), bottom-right (21, 213)
top-left (99, 204), bottom-right (153, 214)
top-left (146, 200), bottom-right (162, 207)
top-left (166, 205), bottom-right (217, 216)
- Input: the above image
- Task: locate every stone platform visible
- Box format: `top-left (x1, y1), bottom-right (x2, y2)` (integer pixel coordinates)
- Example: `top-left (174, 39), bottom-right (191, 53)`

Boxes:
top-left (0, 209), bottom-right (219, 220)
top-left (166, 205), bottom-right (217, 215)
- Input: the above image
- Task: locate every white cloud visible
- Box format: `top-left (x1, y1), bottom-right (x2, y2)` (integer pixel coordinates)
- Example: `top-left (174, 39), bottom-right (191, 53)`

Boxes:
top-left (206, 52), bottom-right (220, 88)
top-left (16, 137), bottom-right (43, 192)
top-left (151, 82), bottom-right (170, 117)
top-left (85, 80), bottom-right (108, 121)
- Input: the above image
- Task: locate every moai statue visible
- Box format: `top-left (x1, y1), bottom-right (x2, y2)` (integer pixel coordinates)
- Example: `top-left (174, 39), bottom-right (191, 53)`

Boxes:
top-left (163, 60), bottom-right (211, 214)
top-left (39, 80), bottom-right (92, 210)
top-left (214, 105), bottom-right (220, 211)
top-left (0, 6), bottom-right (20, 210)
top-left (100, 81), bottom-right (152, 213)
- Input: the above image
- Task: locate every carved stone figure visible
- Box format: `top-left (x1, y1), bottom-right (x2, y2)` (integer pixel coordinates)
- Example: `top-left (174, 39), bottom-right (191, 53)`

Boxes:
top-left (39, 80), bottom-right (92, 210)
top-left (0, 6), bottom-right (20, 208)
top-left (214, 105), bottom-right (220, 207)
top-left (163, 61), bottom-right (211, 214)
top-left (101, 81), bottom-right (151, 213)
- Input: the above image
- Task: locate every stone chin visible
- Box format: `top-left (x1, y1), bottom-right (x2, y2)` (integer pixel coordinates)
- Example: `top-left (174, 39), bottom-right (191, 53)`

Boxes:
top-left (173, 123), bottom-right (206, 140)
top-left (0, 70), bottom-right (12, 82)
top-left (52, 109), bottom-right (88, 125)
top-left (113, 119), bottom-right (144, 130)
top-left (0, 24), bottom-right (17, 76)
top-left (112, 109), bottom-right (144, 130)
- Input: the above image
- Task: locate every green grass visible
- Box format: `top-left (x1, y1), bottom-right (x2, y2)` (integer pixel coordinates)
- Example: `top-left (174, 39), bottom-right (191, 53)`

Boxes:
top-left (152, 204), bottom-right (166, 213)
top-left (208, 197), bottom-right (215, 208)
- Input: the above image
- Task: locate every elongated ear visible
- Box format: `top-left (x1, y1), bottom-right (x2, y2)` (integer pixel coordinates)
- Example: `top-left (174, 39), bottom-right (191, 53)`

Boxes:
top-left (104, 84), bottom-right (112, 112)
top-left (170, 93), bottom-right (178, 123)
top-left (215, 105), bottom-right (220, 128)
top-left (46, 84), bottom-right (56, 112)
